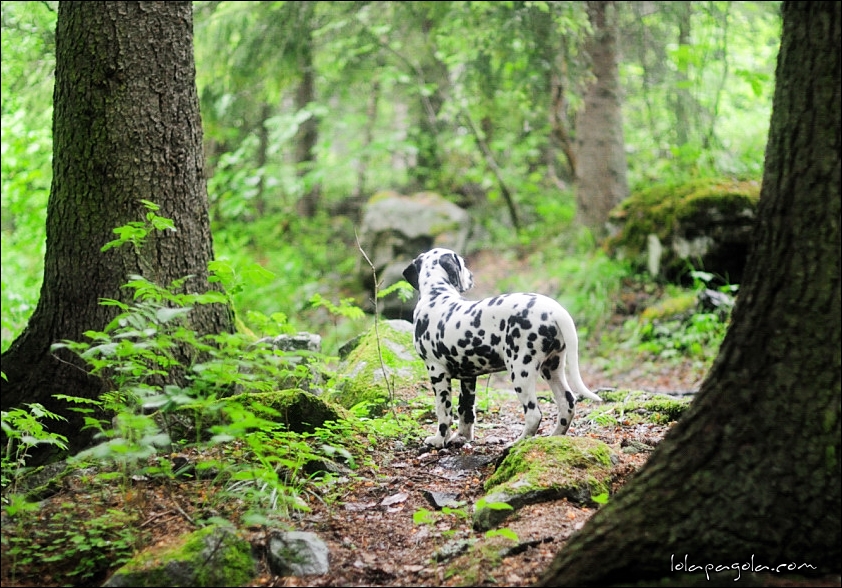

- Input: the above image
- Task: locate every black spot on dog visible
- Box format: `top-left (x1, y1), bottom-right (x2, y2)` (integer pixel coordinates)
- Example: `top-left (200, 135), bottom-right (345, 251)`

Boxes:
top-left (565, 390), bottom-right (575, 409)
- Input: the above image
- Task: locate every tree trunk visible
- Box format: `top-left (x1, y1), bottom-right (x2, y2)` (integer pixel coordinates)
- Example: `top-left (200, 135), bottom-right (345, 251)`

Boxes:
top-left (294, 10), bottom-right (320, 218)
top-left (575, 0), bottom-right (628, 237)
top-left (1, 1), bottom-right (232, 464)
top-left (673, 1), bottom-right (693, 146)
top-left (538, 2), bottom-right (841, 584)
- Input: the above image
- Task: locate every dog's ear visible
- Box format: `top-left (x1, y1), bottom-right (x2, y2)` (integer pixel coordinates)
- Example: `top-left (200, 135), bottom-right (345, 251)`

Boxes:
top-left (440, 253), bottom-right (465, 292)
top-left (402, 259), bottom-right (420, 291)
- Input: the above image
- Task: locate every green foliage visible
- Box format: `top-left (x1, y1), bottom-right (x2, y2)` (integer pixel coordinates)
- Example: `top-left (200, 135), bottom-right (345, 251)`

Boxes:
top-left (24, 203), bottom-right (359, 535)
top-left (1, 403), bottom-right (68, 494)
top-left (3, 501), bottom-right (142, 586)
top-left (1, 2), bottom-right (57, 352)
top-left (1, 0), bottom-right (779, 356)
top-left (101, 199), bottom-right (176, 254)
top-left (414, 498), bottom-right (519, 542)
top-left (620, 273), bottom-right (734, 362)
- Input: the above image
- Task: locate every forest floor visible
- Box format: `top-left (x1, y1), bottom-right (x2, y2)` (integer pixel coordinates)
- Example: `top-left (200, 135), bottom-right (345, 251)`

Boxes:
top-left (2, 255), bottom-right (838, 588)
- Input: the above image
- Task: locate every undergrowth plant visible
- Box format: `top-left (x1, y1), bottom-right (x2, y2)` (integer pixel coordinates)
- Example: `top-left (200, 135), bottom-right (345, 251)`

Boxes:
top-left (0, 205), bottom-right (376, 586)
top-left (1, 400), bottom-right (68, 496)
top-left (621, 270), bottom-right (735, 361)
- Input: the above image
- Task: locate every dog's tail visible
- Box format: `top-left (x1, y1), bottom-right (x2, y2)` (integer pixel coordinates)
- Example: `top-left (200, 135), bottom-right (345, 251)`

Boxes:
top-left (556, 309), bottom-right (603, 402)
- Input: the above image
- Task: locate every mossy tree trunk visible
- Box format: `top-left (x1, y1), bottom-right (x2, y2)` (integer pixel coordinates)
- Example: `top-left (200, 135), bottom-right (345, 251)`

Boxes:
top-left (575, 0), bottom-right (628, 237)
top-left (0, 1), bottom-right (232, 464)
top-left (538, 3), bottom-right (841, 585)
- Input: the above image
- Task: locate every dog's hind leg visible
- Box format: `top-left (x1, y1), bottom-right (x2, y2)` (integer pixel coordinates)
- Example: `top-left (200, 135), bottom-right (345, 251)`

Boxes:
top-left (512, 371), bottom-right (542, 440)
top-left (456, 377), bottom-right (477, 441)
top-left (542, 353), bottom-right (576, 435)
top-left (541, 368), bottom-right (576, 435)
top-left (424, 364), bottom-right (455, 448)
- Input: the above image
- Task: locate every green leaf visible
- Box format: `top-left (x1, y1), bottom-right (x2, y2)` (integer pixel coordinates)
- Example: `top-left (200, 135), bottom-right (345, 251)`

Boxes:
top-left (591, 492), bottom-right (609, 504)
top-left (413, 508), bottom-right (437, 525)
top-left (475, 497), bottom-right (513, 511)
top-left (485, 527), bottom-right (519, 541)
top-left (155, 306), bottom-right (192, 323)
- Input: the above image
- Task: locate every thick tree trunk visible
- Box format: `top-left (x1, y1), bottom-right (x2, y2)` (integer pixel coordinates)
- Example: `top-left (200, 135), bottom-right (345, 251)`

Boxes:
top-left (575, 0), bottom-right (628, 237)
top-left (538, 2), bottom-right (841, 585)
top-left (1, 1), bottom-right (232, 464)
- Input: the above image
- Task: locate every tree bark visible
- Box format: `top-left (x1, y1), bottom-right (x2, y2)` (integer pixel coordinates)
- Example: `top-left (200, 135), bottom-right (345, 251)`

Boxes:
top-left (538, 2), bottom-right (841, 584)
top-left (294, 1), bottom-right (320, 218)
top-left (1, 1), bottom-right (232, 464)
top-left (575, 0), bottom-right (628, 237)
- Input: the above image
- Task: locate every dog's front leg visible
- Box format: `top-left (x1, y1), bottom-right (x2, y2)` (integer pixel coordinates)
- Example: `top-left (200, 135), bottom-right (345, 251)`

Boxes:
top-left (425, 366), bottom-right (454, 448)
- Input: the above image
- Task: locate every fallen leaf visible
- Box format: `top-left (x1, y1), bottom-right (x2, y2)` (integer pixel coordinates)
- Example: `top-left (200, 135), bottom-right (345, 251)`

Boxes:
top-left (381, 491), bottom-right (409, 506)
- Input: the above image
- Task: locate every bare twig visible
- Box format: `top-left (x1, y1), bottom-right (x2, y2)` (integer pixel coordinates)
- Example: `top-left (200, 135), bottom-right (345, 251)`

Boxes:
top-left (355, 233), bottom-right (399, 421)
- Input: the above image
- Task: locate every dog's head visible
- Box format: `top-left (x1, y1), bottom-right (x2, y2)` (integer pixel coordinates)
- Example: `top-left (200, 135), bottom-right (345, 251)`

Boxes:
top-left (402, 248), bottom-right (474, 294)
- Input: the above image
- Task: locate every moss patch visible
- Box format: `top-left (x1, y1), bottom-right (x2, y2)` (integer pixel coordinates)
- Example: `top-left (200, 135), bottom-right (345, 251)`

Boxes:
top-left (328, 321), bottom-right (428, 416)
top-left (590, 390), bottom-right (691, 425)
top-left (226, 389), bottom-right (352, 434)
top-left (103, 525), bottom-right (255, 587)
top-left (604, 178), bottom-right (760, 280)
top-left (485, 436), bottom-right (613, 492)
top-left (474, 436), bottom-right (614, 530)
top-left (640, 293), bottom-right (698, 321)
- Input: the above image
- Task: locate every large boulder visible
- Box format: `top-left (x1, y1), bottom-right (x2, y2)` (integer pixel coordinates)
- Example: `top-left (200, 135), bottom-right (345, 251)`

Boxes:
top-left (604, 179), bottom-right (760, 284)
top-left (357, 191), bottom-right (473, 319)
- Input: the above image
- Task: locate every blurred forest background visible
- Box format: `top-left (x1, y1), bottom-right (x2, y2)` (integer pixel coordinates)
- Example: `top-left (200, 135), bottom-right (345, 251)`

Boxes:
top-left (1, 0), bottom-right (781, 354)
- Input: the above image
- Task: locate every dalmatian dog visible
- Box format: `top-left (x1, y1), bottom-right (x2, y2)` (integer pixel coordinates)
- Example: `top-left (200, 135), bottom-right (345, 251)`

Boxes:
top-left (402, 248), bottom-right (602, 448)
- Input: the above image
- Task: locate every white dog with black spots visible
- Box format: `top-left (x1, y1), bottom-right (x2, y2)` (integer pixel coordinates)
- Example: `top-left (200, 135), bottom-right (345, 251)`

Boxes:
top-left (403, 248), bottom-right (602, 448)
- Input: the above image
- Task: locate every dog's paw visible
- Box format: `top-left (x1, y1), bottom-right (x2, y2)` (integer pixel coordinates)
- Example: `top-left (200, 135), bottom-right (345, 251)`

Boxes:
top-left (456, 423), bottom-right (474, 441)
top-left (424, 434), bottom-right (447, 448)
top-left (446, 433), bottom-right (469, 448)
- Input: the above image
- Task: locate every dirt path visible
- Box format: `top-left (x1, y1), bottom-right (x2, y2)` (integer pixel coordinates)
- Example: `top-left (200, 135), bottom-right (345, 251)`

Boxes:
top-left (256, 379), bottom-right (677, 587)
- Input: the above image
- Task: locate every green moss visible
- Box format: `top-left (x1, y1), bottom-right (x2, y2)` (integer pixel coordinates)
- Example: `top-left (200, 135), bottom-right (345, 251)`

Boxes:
top-left (328, 322), bottom-right (428, 416)
top-left (227, 389), bottom-right (352, 434)
top-left (484, 436), bottom-right (613, 495)
top-left (640, 294), bottom-right (698, 321)
top-left (588, 390), bottom-right (691, 425)
top-left (368, 189), bottom-right (401, 204)
top-left (604, 178), bottom-right (760, 269)
top-left (106, 525), bottom-right (255, 587)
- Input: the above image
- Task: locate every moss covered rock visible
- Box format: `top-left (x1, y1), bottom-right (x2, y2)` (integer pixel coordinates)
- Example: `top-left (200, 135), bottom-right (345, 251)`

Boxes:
top-left (226, 389), bottom-right (351, 434)
top-left (473, 436), bottom-right (615, 531)
top-left (328, 320), bottom-right (428, 416)
top-left (605, 178), bottom-right (760, 283)
top-left (591, 390), bottom-right (691, 425)
top-left (103, 525), bottom-right (255, 587)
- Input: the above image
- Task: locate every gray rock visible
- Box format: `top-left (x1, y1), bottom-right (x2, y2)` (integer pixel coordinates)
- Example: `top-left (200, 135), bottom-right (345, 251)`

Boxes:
top-left (357, 191), bottom-right (473, 318)
top-left (256, 332), bottom-right (322, 353)
top-left (268, 531), bottom-right (330, 576)
top-left (252, 332), bottom-right (324, 392)
top-left (423, 490), bottom-right (462, 510)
